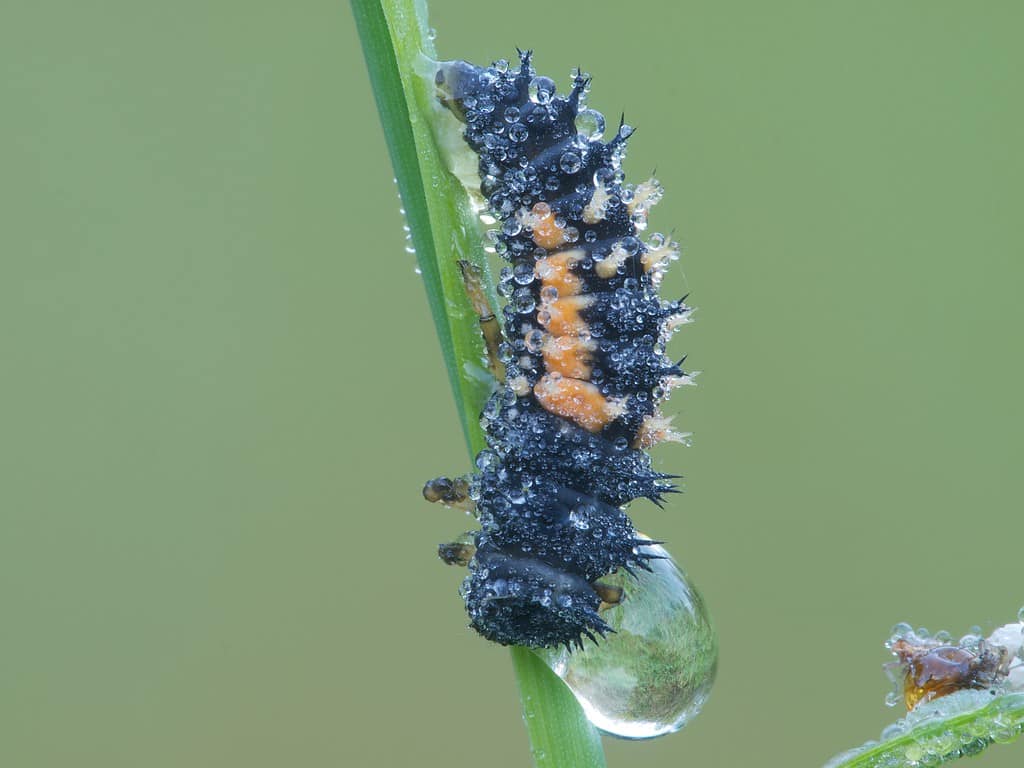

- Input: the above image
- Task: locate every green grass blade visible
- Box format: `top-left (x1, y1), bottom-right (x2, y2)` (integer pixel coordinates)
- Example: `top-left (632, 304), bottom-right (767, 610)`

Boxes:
top-left (351, 2), bottom-right (608, 766)
top-left (513, 647), bottom-right (608, 767)
top-left (351, 0), bottom-right (488, 453)
top-left (827, 692), bottom-right (1024, 768)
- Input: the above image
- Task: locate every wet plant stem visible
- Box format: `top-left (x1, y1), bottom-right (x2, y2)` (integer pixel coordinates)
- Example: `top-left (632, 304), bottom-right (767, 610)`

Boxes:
top-left (350, 1), bottom-right (607, 766)
top-left (827, 692), bottom-right (1024, 767)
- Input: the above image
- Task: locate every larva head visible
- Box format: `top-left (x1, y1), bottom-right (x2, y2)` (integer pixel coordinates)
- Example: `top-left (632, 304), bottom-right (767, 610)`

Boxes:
top-left (434, 60), bottom-right (491, 123)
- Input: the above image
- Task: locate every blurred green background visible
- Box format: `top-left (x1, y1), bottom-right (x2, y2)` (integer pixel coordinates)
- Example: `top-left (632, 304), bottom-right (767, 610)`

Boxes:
top-left (2, 1), bottom-right (1022, 766)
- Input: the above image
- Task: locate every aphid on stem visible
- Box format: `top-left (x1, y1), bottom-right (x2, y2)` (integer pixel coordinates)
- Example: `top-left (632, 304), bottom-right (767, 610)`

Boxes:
top-left (885, 620), bottom-right (1024, 710)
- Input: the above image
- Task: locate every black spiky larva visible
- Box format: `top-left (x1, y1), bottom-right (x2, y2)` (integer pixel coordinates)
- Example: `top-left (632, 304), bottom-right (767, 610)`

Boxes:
top-left (424, 50), bottom-right (693, 650)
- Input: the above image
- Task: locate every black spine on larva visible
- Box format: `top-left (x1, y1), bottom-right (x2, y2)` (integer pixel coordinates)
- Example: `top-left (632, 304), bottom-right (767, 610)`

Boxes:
top-left (436, 51), bottom-right (689, 649)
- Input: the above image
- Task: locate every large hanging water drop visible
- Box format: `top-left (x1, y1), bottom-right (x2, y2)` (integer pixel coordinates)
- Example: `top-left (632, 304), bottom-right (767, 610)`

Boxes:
top-left (535, 543), bottom-right (717, 739)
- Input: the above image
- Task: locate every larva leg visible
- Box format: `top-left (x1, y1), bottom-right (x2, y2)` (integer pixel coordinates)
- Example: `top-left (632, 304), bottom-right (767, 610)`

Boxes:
top-left (592, 581), bottom-right (624, 610)
top-left (457, 260), bottom-right (505, 384)
top-left (422, 475), bottom-right (476, 514)
top-left (437, 534), bottom-right (476, 567)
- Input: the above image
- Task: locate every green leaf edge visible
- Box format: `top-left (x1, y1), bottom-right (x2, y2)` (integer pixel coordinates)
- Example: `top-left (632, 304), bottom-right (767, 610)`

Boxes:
top-left (828, 692), bottom-right (1024, 768)
top-left (350, 1), bottom-right (607, 766)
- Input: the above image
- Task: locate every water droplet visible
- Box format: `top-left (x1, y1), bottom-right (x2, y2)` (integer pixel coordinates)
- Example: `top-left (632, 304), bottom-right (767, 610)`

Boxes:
top-left (535, 543), bottom-right (717, 739)
top-left (508, 124), bottom-right (529, 143)
top-left (524, 329), bottom-right (545, 353)
top-left (513, 288), bottom-right (536, 314)
top-left (992, 724), bottom-right (1022, 745)
top-left (559, 151), bottom-right (583, 174)
top-left (512, 262), bottom-right (534, 286)
top-left (905, 741), bottom-right (927, 764)
top-left (881, 722), bottom-right (907, 740)
top-left (529, 76), bottom-right (556, 104)
top-left (574, 109), bottom-right (605, 140)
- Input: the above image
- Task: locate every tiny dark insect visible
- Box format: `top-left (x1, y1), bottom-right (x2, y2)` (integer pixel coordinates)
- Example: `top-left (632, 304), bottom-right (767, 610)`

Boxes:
top-left (424, 50), bottom-right (692, 650)
top-left (890, 639), bottom-right (1010, 710)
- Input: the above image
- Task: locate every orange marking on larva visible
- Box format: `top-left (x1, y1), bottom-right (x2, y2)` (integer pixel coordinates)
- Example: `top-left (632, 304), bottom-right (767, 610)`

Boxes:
top-left (542, 336), bottom-right (595, 380)
top-left (594, 246), bottom-right (629, 280)
top-left (539, 296), bottom-right (592, 336)
top-left (533, 375), bottom-right (621, 433)
top-left (535, 249), bottom-right (584, 297)
top-left (641, 234), bottom-right (680, 275)
top-left (528, 203), bottom-right (568, 250)
top-left (582, 181), bottom-right (611, 224)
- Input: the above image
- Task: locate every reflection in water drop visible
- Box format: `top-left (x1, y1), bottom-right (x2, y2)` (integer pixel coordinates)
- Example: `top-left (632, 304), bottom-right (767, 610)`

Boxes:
top-left (574, 108), bottom-right (605, 140)
top-left (535, 543), bottom-right (717, 739)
